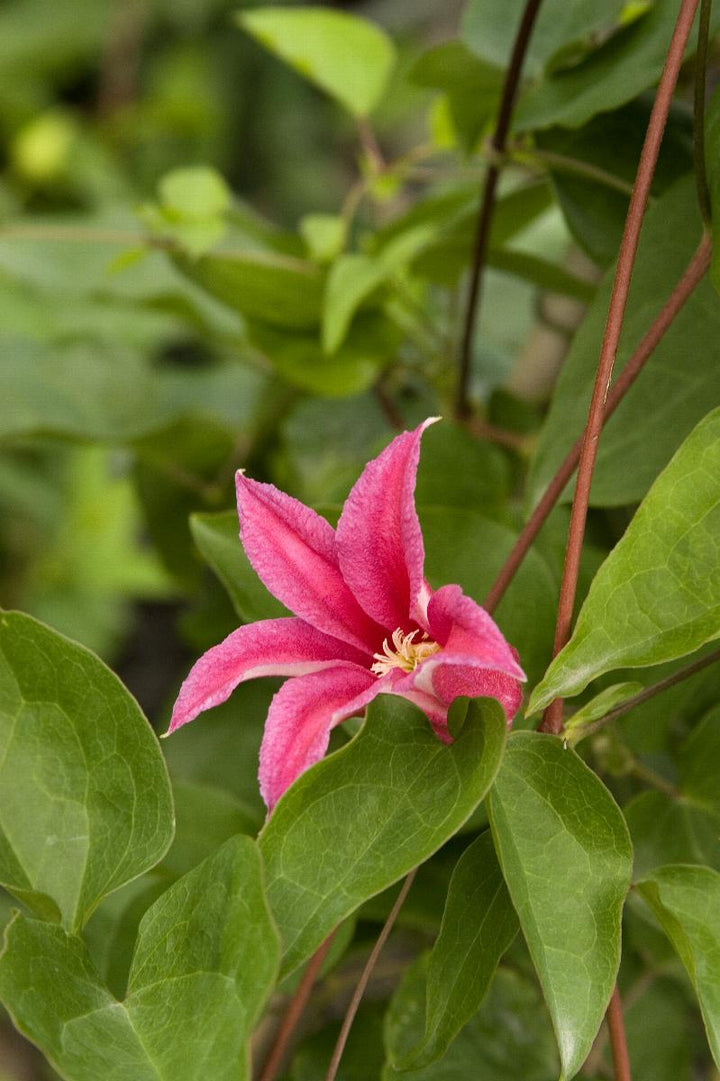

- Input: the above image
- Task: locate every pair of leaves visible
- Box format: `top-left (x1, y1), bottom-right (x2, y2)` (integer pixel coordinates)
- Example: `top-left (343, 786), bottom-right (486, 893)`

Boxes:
top-left (0, 836), bottom-right (279, 1081)
top-left (530, 406), bottom-right (720, 711)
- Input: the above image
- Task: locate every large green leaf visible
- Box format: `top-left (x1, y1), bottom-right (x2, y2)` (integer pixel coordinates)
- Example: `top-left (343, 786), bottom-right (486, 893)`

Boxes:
top-left (384, 956), bottom-right (558, 1081)
top-left (637, 864), bottom-right (720, 1068)
top-left (0, 836), bottom-right (279, 1080)
top-left (174, 249), bottom-right (324, 329)
top-left (488, 733), bottom-right (632, 1080)
top-left (529, 408), bottom-right (720, 713)
top-left (0, 611), bottom-right (174, 930)
top-left (401, 831), bottom-right (518, 1069)
top-left (259, 695), bottom-right (507, 977)
top-left (528, 179), bottom-right (720, 510)
top-left (514, 0), bottom-right (720, 132)
top-left (237, 7), bottom-right (395, 118)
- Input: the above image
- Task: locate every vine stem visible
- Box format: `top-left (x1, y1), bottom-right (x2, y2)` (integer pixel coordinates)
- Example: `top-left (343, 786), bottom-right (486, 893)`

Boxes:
top-left (540, 0), bottom-right (703, 736)
top-left (483, 231), bottom-right (711, 615)
top-left (258, 932), bottom-right (336, 1081)
top-left (606, 986), bottom-right (632, 1081)
top-left (324, 870), bottom-right (417, 1081)
top-left (567, 643), bottom-right (720, 745)
top-left (455, 0), bottom-right (545, 419)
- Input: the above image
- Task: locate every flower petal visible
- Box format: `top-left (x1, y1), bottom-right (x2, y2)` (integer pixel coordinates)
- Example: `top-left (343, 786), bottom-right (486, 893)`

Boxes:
top-left (428, 663), bottom-right (523, 723)
top-left (336, 418), bottom-right (438, 631)
top-left (168, 617), bottom-right (367, 734)
top-left (258, 664), bottom-right (388, 810)
top-left (236, 473), bottom-right (382, 652)
top-left (427, 585), bottom-right (526, 680)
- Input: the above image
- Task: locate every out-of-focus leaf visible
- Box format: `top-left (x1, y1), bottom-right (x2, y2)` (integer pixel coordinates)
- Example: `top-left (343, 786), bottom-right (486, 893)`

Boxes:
top-left (528, 180), bottom-right (720, 510)
top-left (621, 977), bottom-right (693, 1081)
top-left (300, 213), bottom-right (345, 263)
top-left (462, 0), bottom-right (626, 82)
top-left (705, 85), bottom-right (720, 295)
top-left (0, 836), bottom-right (279, 1081)
top-left (637, 864), bottom-right (720, 1068)
top-left (680, 705), bottom-right (720, 818)
top-left (488, 733), bottom-right (632, 1079)
top-left (529, 408), bottom-right (720, 713)
top-left (416, 422), bottom-right (510, 518)
top-left (260, 696), bottom-right (507, 977)
top-left (237, 7), bottom-right (395, 118)
top-left (401, 831), bottom-right (518, 1069)
top-left (0, 612), bottom-right (174, 930)
top-left (625, 791), bottom-right (720, 879)
top-left (408, 42), bottom-right (502, 152)
top-left (160, 779), bottom-right (259, 878)
top-left (514, 0), bottom-right (720, 131)
top-left (384, 957), bottom-right (558, 1080)
top-left (175, 249), bottom-right (324, 329)
top-left (141, 165), bottom-right (231, 257)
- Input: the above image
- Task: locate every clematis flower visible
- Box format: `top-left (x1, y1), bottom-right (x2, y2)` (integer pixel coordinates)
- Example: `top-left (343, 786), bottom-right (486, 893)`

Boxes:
top-left (168, 419), bottom-right (525, 810)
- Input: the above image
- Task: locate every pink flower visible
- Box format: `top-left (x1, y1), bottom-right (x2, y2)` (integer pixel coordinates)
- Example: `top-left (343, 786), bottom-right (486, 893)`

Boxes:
top-left (168, 419), bottom-right (525, 810)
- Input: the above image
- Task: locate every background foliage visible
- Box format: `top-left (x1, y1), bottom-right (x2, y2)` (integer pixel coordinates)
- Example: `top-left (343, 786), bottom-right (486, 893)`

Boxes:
top-left (1, 1), bottom-right (720, 1079)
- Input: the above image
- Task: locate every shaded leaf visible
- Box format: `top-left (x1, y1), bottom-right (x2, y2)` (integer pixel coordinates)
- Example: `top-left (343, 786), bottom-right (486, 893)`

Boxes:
top-left (402, 831), bottom-right (518, 1068)
top-left (408, 42), bottom-right (502, 152)
top-left (0, 836), bottom-right (279, 1080)
top-left (529, 408), bottom-right (720, 713)
top-left (625, 791), bottom-right (720, 879)
top-left (259, 695), bottom-right (507, 977)
top-left (0, 611), bottom-right (174, 931)
top-left (637, 864), bottom-right (720, 1068)
top-left (488, 733), bottom-right (632, 1079)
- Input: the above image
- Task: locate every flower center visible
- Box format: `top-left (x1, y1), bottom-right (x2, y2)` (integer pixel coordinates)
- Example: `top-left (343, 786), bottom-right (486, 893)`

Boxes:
top-left (371, 628), bottom-right (440, 677)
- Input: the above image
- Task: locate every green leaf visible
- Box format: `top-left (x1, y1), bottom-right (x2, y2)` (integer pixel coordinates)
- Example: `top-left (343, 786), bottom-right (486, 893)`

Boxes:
top-left (488, 733), bottom-right (632, 1079)
top-left (462, 0), bottom-right (626, 82)
top-left (322, 254), bottom-right (385, 354)
top-left (529, 408), bottom-right (720, 713)
top-left (415, 422), bottom-right (509, 517)
top-left (159, 165), bottom-right (231, 219)
top-left (174, 249), bottom-right (324, 329)
top-left (625, 791), bottom-right (720, 879)
top-left (260, 695), bottom-right (507, 977)
top-left (384, 956), bottom-right (559, 1081)
top-left (237, 7), bottom-right (395, 118)
top-left (637, 864), bottom-right (720, 1068)
top-left (0, 611), bottom-right (174, 931)
top-left (299, 213), bottom-right (345, 263)
top-left (0, 836), bottom-right (279, 1080)
top-left (402, 831), bottom-right (518, 1068)
top-left (160, 779), bottom-right (259, 878)
top-left (408, 42), bottom-right (502, 152)
top-left (514, 0), bottom-right (720, 132)
top-left (679, 704), bottom-right (720, 818)
top-left (528, 178), bottom-right (720, 509)
top-left (564, 682), bottom-right (643, 741)
top-left (705, 85), bottom-right (720, 294)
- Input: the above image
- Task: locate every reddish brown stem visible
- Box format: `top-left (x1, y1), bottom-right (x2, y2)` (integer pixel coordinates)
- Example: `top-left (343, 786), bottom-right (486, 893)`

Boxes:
top-left (324, 870), bottom-right (417, 1081)
top-left (483, 232), bottom-right (711, 616)
top-left (606, 985), bottom-right (632, 1081)
top-left (455, 0), bottom-right (545, 419)
top-left (540, 0), bottom-right (702, 735)
top-left (259, 932), bottom-right (335, 1081)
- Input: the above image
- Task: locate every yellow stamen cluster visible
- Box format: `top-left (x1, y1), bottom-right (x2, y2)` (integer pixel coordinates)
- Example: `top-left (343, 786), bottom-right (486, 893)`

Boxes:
top-left (371, 628), bottom-right (440, 677)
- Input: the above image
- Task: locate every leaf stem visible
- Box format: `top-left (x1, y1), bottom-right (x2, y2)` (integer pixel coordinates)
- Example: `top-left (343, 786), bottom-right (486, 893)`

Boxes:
top-left (566, 644), bottom-right (720, 745)
top-left (454, 0), bottom-right (545, 420)
top-left (606, 985), bottom-right (632, 1081)
top-left (483, 232), bottom-right (711, 615)
top-left (324, 870), bottom-right (417, 1081)
top-left (259, 932), bottom-right (336, 1081)
top-left (540, 0), bottom-right (704, 735)
top-left (510, 144), bottom-right (636, 197)
top-left (694, 0), bottom-right (714, 225)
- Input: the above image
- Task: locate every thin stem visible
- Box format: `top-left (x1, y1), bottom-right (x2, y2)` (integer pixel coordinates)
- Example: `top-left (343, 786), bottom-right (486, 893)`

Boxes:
top-left (567, 644), bottom-right (720, 745)
top-left (324, 870), bottom-right (417, 1081)
top-left (694, 0), bottom-right (714, 225)
top-left (455, 0), bottom-right (545, 420)
top-left (606, 985), bottom-right (632, 1081)
top-left (630, 762), bottom-right (680, 800)
top-left (540, 0), bottom-right (703, 735)
top-left (259, 932), bottom-right (336, 1081)
top-left (483, 232), bottom-right (711, 615)
top-left (512, 145), bottom-right (636, 197)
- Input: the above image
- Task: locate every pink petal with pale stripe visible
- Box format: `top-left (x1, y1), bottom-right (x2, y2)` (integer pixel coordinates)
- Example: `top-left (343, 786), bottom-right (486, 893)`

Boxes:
top-left (336, 419), bottom-right (438, 632)
top-left (430, 663), bottom-right (523, 723)
top-left (258, 664), bottom-right (392, 810)
top-left (236, 474), bottom-right (382, 652)
top-left (167, 617), bottom-right (367, 734)
top-left (427, 585), bottom-right (525, 680)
